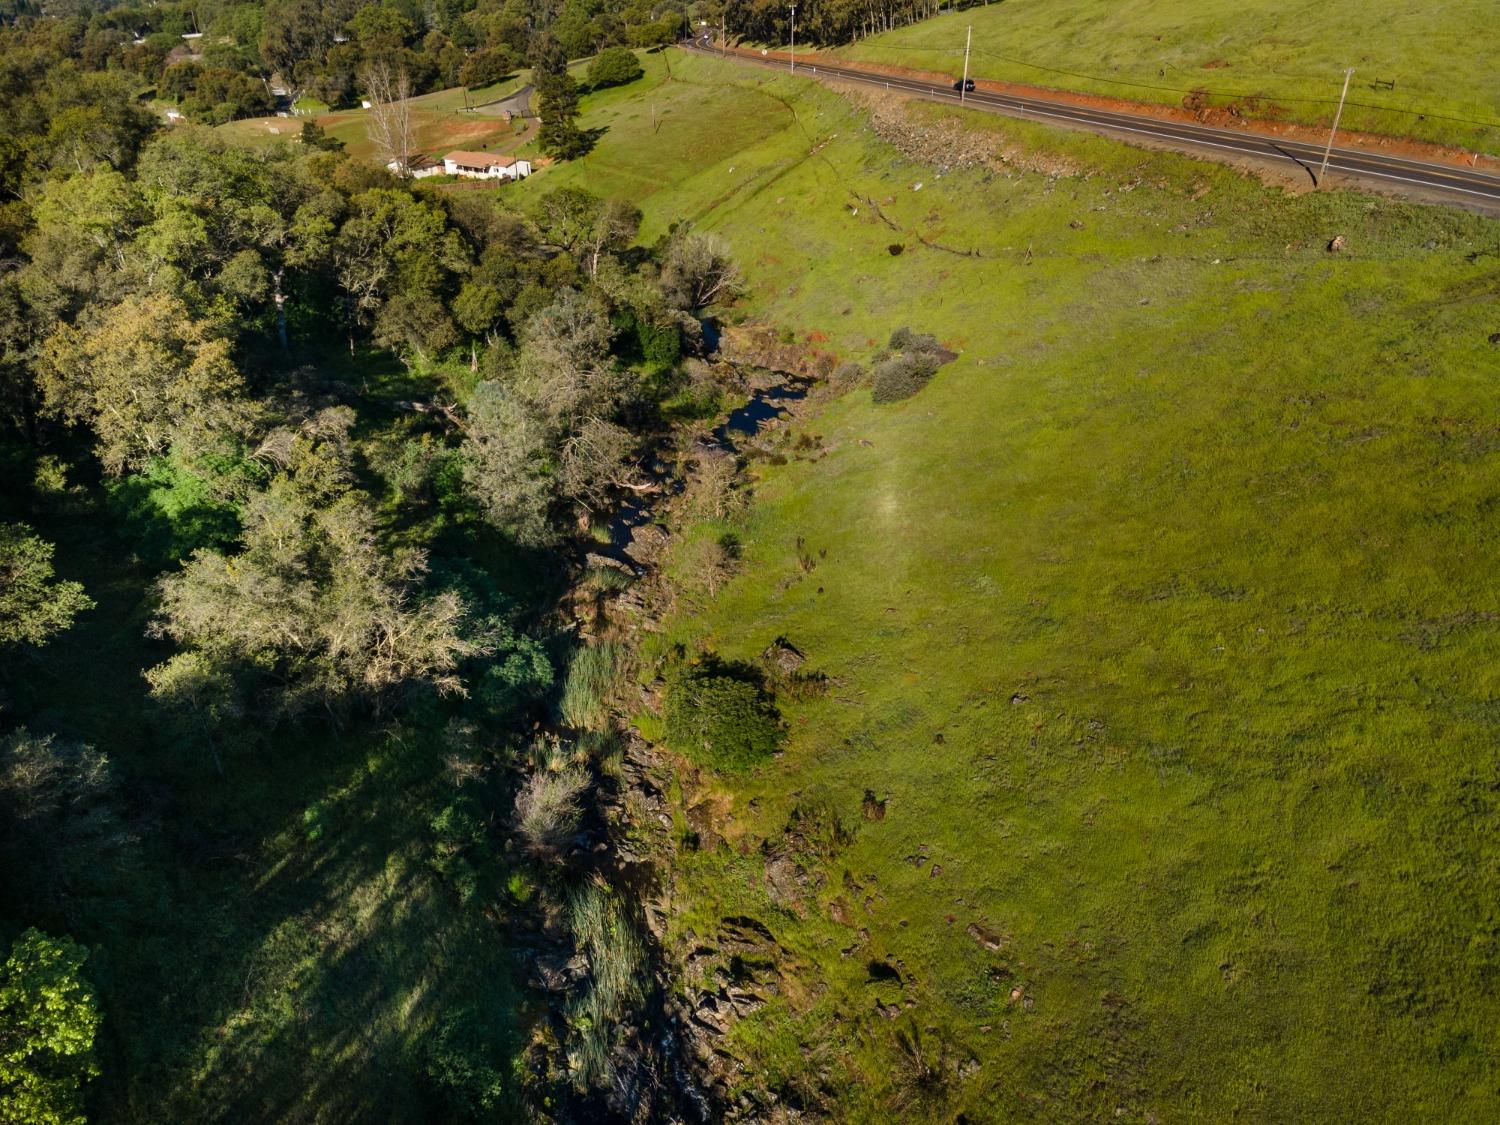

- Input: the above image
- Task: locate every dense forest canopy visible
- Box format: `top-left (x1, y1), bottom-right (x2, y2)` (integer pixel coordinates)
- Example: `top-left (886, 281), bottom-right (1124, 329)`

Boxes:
top-left (0, 2), bottom-right (745, 1114)
top-left (0, 0), bottom-right (689, 127)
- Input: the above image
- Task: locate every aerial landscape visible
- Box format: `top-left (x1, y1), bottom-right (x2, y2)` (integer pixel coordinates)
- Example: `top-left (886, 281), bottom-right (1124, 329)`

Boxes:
top-left (0, 0), bottom-right (1497, 1122)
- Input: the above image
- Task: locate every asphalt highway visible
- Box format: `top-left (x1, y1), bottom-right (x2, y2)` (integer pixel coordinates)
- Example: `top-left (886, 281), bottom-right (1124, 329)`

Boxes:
top-left (683, 41), bottom-right (1500, 210)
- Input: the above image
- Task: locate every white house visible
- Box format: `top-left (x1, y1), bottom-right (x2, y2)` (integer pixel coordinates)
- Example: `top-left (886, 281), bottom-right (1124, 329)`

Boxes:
top-left (442, 150), bottom-right (532, 181)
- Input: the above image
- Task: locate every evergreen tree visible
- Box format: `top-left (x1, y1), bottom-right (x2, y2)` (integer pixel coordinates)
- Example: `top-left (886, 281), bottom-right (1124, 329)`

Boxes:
top-left (533, 37), bottom-right (587, 160)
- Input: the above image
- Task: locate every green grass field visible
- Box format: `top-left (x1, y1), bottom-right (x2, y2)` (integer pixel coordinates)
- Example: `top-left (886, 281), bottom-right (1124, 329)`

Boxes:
top-left (518, 51), bottom-right (1500, 1120)
top-left (827, 0), bottom-right (1500, 155)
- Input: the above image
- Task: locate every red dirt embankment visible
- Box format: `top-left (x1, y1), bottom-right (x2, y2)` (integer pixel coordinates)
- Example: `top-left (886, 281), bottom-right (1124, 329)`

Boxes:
top-left (718, 43), bottom-right (1500, 175)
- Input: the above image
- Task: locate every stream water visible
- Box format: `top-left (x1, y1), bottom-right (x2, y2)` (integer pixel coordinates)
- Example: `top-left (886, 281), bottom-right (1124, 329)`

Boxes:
top-left (711, 382), bottom-right (808, 449)
top-left (602, 379), bottom-right (811, 559)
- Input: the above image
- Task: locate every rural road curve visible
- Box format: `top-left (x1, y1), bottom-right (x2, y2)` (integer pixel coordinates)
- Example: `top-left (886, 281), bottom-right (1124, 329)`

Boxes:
top-left (683, 42), bottom-right (1500, 211)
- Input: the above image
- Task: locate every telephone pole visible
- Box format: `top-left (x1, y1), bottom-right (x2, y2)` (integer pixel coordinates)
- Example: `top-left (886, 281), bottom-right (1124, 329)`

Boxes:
top-left (721, 12), bottom-right (726, 57)
top-left (789, 5), bottom-right (796, 73)
top-left (1319, 67), bottom-right (1354, 186)
top-left (960, 24), bottom-right (972, 103)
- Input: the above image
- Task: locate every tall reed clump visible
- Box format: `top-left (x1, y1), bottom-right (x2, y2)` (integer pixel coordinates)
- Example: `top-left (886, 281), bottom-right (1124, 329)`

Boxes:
top-left (559, 642), bottom-right (624, 732)
top-left (565, 881), bottom-right (647, 1088)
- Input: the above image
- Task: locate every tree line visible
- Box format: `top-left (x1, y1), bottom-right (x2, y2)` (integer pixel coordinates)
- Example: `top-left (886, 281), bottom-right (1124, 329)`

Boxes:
top-left (0, 0), bottom-right (685, 129)
top-left (0, 53), bottom-right (741, 1114)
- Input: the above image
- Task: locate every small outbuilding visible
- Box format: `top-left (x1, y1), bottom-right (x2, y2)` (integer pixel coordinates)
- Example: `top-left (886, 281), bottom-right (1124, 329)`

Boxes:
top-left (387, 156), bottom-right (444, 179)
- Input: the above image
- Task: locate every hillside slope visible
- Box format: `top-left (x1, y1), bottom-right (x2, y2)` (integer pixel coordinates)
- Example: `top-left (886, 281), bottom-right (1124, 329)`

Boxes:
top-left (828, 0), bottom-right (1500, 155)
top-left (515, 51), bottom-right (1500, 1121)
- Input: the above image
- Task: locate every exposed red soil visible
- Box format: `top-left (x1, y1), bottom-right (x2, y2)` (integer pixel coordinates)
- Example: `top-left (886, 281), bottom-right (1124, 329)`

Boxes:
top-left (722, 44), bottom-right (1500, 175)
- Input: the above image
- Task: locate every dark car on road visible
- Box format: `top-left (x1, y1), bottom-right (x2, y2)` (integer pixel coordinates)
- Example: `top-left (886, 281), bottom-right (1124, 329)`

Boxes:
top-left (953, 78), bottom-right (975, 92)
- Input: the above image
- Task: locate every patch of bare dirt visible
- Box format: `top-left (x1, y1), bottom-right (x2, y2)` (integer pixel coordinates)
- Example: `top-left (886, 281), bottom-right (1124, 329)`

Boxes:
top-left (834, 81), bottom-right (1082, 179)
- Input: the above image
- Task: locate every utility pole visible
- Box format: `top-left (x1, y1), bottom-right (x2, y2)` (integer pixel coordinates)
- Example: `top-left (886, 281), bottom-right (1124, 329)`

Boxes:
top-left (789, 5), bottom-right (796, 73)
top-left (1319, 67), bottom-right (1354, 186)
top-left (721, 11), bottom-right (726, 57)
top-left (960, 24), bottom-right (972, 103)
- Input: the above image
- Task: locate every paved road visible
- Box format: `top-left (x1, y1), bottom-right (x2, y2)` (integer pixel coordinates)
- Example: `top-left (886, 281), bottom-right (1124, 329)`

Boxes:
top-left (683, 42), bottom-right (1500, 210)
top-left (470, 83), bottom-right (532, 118)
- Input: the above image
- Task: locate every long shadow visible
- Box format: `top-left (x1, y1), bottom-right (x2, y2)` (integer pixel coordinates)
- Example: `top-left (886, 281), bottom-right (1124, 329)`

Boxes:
top-left (1270, 141), bottom-right (1321, 187)
top-left (0, 447), bottom-right (536, 1123)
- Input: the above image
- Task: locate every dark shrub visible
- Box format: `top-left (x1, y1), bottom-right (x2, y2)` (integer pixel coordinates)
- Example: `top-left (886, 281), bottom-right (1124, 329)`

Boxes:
top-left (871, 327), bottom-right (949, 403)
top-left (888, 326), bottom-right (940, 354)
top-left (587, 46), bottom-right (644, 90)
top-left (664, 659), bottom-right (784, 772)
top-left (871, 351), bottom-right (941, 403)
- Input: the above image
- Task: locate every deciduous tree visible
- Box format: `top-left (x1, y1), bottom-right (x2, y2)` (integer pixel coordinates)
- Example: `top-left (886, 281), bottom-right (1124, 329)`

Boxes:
top-left (0, 929), bottom-right (101, 1125)
top-left (39, 292), bottom-right (256, 474)
top-left (0, 525), bottom-right (92, 647)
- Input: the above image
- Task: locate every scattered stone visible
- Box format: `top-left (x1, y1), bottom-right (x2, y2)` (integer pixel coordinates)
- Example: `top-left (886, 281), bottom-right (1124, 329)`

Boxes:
top-left (1011, 692), bottom-right (1029, 705)
top-left (761, 636), bottom-right (806, 675)
top-left (967, 922), bottom-right (1006, 951)
top-left (930, 864), bottom-right (944, 878)
top-left (686, 799), bottom-right (724, 852)
top-left (1489, 331), bottom-right (1500, 345)
top-left (1328, 235), bottom-right (1347, 252)
top-left (583, 552), bottom-right (632, 572)
top-left (763, 853), bottom-right (806, 913)
top-left (862, 789), bottom-right (887, 820)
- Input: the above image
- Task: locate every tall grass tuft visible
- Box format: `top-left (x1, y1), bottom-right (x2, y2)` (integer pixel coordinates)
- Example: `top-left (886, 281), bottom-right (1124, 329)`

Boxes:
top-left (514, 767), bottom-right (589, 857)
top-left (559, 643), bottom-right (624, 732)
top-left (565, 880), bottom-right (647, 1089)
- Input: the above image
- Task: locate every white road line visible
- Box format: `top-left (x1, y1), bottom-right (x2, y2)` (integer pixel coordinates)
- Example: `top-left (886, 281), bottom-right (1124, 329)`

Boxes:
top-left (689, 46), bottom-right (1500, 200)
top-left (805, 61), bottom-right (1500, 200)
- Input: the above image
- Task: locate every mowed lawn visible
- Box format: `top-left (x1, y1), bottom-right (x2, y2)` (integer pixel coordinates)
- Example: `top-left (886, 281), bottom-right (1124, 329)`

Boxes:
top-left (553, 52), bottom-right (1500, 1120)
top-left (831, 0), bottom-right (1500, 154)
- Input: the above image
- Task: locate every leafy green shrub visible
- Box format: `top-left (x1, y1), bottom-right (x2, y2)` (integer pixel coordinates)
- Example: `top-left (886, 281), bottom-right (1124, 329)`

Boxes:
top-left (429, 794), bottom-right (488, 901)
top-left (587, 46), bottom-right (644, 90)
top-left (103, 449), bottom-right (247, 565)
top-left (0, 929), bottom-right (101, 1125)
top-left (664, 658), bottom-right (784, 772)
top-left (636, 317), bottom-right (681, 369)
top-left (425, 1004), bottom-right (522, 1118)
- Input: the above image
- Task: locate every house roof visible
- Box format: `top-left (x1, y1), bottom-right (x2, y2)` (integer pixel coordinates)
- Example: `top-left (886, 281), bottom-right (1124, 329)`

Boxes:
top-left (444, 150), bottom-right (521, 168)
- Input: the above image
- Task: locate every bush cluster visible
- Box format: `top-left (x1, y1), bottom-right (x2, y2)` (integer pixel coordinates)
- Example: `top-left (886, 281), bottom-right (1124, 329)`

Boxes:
top-left (664, 658), bottom-right (784, 772)
top-left (870, 327), bottom-right (950, 403)
top-left (587, 46), bottom-right (644, 90)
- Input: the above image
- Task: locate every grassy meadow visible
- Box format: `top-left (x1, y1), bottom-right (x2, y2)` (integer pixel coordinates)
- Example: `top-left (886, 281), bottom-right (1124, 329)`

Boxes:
top-left (515, 51), bottom-right (1500, 1120)
top-left (828, 0), bottom-right (1500, 155)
